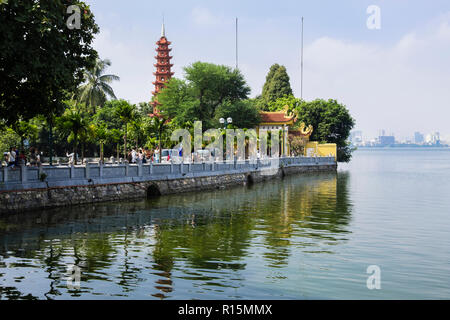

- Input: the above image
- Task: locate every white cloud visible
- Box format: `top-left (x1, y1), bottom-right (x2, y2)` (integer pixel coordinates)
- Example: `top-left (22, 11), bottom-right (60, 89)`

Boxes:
top-left (191, 7), bottom-right (221, 26)
top-left (300, 15), bottom-right (450, 138)
top-left (91, 9), bottom-right (450, 139)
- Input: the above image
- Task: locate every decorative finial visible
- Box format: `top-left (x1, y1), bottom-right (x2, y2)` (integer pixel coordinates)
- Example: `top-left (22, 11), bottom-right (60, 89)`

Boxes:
top-left (161, 14), bottom-right (165, 37)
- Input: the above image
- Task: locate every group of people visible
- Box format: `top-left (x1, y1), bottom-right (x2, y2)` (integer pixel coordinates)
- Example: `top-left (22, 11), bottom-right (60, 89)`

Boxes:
top-left (2, 147), bottom-right (41, 168)
top-left (126, 147), bottom-right (160, 164)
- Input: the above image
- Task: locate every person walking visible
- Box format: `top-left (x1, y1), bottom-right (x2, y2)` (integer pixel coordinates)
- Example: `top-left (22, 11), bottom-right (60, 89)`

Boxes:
top-left (7, 147), bottom-right (16, 168)
top-left (2, 152), bottom-right (8, 167)
top-left (154, 147), bottom-right (160, 163)
top-left (131, 148), bottom-right (137, 163)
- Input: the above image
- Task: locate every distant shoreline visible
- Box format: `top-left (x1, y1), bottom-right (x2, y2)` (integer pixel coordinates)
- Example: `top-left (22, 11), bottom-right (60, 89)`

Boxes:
top-left (355, 145), bottom-right (449, 149)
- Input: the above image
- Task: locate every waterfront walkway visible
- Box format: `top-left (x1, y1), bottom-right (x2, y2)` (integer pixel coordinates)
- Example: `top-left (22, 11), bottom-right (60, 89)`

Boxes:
top-left (0, 156), bottom-right (335, 192)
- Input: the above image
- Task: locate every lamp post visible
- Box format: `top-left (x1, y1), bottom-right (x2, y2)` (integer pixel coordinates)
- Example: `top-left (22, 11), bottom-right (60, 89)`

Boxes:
top-left (219, 117), bottom-right (233, 129)
top-left (219, 117), bottom-right (232, 161)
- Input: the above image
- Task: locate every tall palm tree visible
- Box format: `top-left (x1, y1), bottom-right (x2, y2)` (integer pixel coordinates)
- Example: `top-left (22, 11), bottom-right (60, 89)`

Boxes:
top-left (147, 114), bottom-right (170, 162)
top-left (78, 58), bottom-right (120, 113)
top-left (114, 101), bottom-right (137, 159)
top-left (57, 106), bottom-right (90, 165)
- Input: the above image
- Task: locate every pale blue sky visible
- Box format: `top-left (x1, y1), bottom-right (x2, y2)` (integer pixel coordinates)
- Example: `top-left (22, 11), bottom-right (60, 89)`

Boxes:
top-left (86, 0), bottom-right (450, 141)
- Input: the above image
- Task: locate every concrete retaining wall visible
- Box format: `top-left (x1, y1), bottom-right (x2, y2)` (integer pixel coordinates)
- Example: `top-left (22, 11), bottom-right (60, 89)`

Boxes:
top-left (0, 157), bottom-right (336, 214)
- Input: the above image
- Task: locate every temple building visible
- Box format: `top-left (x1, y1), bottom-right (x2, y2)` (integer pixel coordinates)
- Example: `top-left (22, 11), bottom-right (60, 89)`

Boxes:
top-left (255, 106), bottom-right (335, 158)
top-left (257, 107), bottom-right (296, 156)
top-left (151, 22), bottom-right (174, 114)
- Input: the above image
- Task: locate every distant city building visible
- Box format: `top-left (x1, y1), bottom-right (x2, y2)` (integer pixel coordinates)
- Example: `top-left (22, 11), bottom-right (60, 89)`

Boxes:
top-left (425, 132), bottom-right (440, 145)
top-left (414, 132), bottom-right (424, 144)
top-left (379, 135), bottom-right (395, 146)
top-left (350, 130), bottom-right (363, 145)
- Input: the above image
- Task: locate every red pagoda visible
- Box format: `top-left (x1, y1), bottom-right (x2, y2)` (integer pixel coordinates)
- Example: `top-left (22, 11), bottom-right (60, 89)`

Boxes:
top-left (151, 23), bottom-right (174, 114)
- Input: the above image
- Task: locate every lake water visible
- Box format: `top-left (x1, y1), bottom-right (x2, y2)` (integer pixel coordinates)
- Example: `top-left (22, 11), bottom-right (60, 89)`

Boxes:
top-left (1, 148), bottom-right (449, 299)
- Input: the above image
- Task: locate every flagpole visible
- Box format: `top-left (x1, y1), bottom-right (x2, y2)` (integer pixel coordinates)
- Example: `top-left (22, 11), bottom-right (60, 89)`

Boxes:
top-left (236, 17), bottom-right (238, 69)
top-left (301, 17), bottom-right (304, 100)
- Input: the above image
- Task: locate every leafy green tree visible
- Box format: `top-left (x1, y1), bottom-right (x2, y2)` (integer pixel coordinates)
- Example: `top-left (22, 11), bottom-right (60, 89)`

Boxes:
top-left (11, 120), bottom-right (39, 150)
top-left (146, 115), bottom-right (171, 161)
top-left (261, 64), bottom-right (280, 100)
top-left (157, 78), bottom-right (198, 127)
top-left (91, 123), bottom-right (108, 163)
top-left (267, 95), bottom-right (303, 113)
top-left (294, 99), bottom-right (355, 162)
top-left (113, 100), bottom-right (137, 159)
top-left (77, 58), bottom-right (120, 113)
top-left (128, 114), bottom-right (145, 150)
top-left (93, 100), bottom-right (122, 130)
top-left (137, 102), bottom-right (153, 117)
top-left (0, 0), bottom-right (99, 125)
top-left (261, 64), bottom-right (293, 108)
top-left (157, 62), bottom-right (250, 129)
top-left (109, 128), bottom-right (123, 160)
top-left (215, 100), bottom-right (261, 129)
top-left (0, 128), bottom-right (20, 156)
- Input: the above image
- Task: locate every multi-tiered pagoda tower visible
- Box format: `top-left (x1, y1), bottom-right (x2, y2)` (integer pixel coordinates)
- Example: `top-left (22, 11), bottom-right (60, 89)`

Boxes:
top-left (151, 23), bottom-right (174, 114)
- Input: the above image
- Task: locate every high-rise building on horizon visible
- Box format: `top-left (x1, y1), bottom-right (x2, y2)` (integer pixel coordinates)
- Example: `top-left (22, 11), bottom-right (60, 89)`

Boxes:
top-left (350, 130), bottom-right (363, 145)
top-left (425, 132), bottom-right (440, 145)
top-left (414, 132), bottom-right (424, 144)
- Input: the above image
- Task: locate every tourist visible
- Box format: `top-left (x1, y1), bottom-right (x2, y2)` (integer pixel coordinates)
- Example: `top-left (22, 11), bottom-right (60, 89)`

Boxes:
top-left (18, 150), bottom-right (26, 166)
top-left (7, 147), bottom-right (16, 168)
top-left (138, 148), bottom-right (146, 164)
top-left (35, 149), bottom-right (41, 167)
top-left (2, 152), bottom-right (8, 167)
top-left (29, 147), bottom-right (36, 166)
top-left (131, 148), bottom-right (137, 163)
top-left (154, 147), bottom-right (160, 163)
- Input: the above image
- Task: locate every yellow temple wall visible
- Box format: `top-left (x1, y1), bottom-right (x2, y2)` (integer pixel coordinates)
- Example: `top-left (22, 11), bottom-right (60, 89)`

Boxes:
top-left (304, 142), bottom-right (337, 160)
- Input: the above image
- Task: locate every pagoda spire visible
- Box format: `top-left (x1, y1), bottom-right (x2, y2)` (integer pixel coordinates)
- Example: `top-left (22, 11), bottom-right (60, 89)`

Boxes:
top-left (161, 15), bottom-right (165, 37)
top-left (151, 21), bottom-right (174, 115)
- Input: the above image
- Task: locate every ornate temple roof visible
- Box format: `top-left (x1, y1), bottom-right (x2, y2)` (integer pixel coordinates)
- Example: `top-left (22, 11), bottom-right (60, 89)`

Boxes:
top-left (259, 106), bottom-right (296, 125)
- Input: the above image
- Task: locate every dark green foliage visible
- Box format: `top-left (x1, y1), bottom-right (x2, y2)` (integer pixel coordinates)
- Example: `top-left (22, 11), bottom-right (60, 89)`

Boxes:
top-left (157, 62), bottom-right (251, 129)
top-left (295, 99), bottom-right (355, 162)
top-left (0, 0), bottom-right (99, 125)
top-left (261, 64), bottom-right (293, 107)
top-left (215, 100), bottom-right (261, 129)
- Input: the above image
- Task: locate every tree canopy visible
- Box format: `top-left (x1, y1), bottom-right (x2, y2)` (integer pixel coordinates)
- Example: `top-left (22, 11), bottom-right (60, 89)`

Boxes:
top-left (157, 62), bottom-right (253, 129)
top-left (0, 0), bottom-right (99, 125)
top-left (77, 58), bottom-right (120, 113)
top-left (294, 99), bottom-right (355, 162)
top-left (261, 64), bottom-right (293, 107)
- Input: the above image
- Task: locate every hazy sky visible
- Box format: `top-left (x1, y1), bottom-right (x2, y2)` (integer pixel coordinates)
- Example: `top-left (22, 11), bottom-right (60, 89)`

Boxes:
top-left (85, 0), bottom-right (450, 140)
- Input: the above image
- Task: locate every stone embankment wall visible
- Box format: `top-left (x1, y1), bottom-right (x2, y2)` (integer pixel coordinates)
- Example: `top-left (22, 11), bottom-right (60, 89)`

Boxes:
top-left (0, 157), bottom-right (336, 214)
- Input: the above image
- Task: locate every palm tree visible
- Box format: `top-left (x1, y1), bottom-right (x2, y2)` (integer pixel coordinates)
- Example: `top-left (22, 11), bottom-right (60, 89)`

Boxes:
top-left (147, 114), bottom-right (170, 162)
top-left (114, 101), bottom-right (137, 159)
top-left (78, 58), bottom-right (120, 113)
top-left (57, 106), bottom-right (90, 165)
top-left (92, 123), bottom-right (109, 164)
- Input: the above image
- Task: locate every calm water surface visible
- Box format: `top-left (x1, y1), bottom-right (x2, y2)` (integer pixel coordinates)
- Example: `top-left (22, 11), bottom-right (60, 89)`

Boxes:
top-left (1, 148), bottom-right (449, 299)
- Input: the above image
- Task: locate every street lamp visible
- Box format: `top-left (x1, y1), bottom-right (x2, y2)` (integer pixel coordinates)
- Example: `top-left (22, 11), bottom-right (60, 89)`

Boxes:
top-left (219, 117), bottom-right (232, 129)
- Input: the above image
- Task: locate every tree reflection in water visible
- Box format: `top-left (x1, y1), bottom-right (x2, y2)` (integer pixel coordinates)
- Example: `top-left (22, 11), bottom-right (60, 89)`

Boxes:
top-left (0, 172), bottom-right (352, 299)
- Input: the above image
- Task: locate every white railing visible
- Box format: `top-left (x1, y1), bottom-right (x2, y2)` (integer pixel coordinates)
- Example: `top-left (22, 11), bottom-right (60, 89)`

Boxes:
top-left (0, 156), bottom-right (336, 191)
